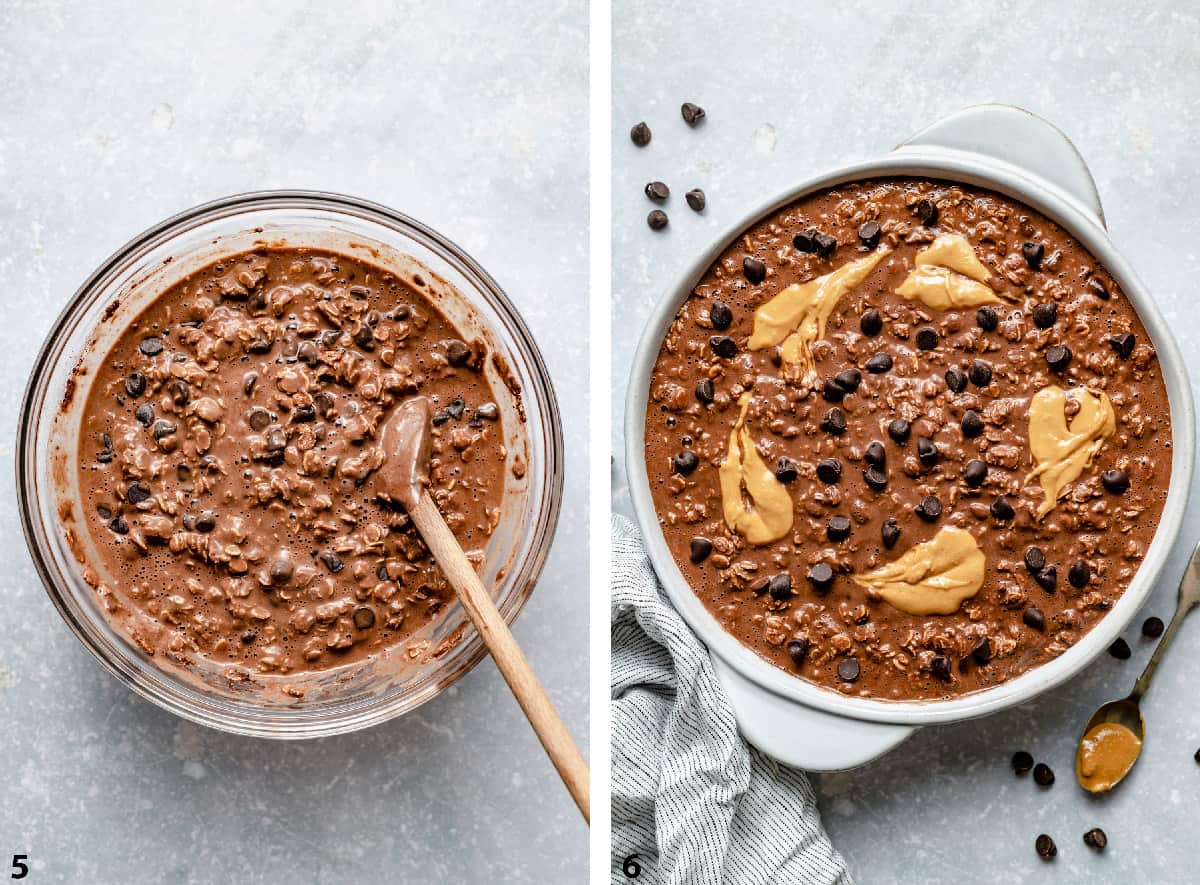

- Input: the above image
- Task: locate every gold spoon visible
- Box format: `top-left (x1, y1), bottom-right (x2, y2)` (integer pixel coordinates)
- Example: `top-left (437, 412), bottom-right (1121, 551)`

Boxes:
top-left (1076, 539), bottom-right (1200, 793)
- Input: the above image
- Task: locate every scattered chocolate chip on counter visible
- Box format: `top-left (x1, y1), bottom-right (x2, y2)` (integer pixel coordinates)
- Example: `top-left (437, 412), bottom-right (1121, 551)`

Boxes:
top-left (680, 102), bottom-right (706, 126)
top-left (1035, 834), bottom-right (1057, 860)
top-left (630, 121), bottom-right (652, 146)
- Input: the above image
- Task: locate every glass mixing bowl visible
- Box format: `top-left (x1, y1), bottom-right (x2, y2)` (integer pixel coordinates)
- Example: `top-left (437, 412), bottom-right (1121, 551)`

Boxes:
top-left (17, 191), bottom-right (563, 738)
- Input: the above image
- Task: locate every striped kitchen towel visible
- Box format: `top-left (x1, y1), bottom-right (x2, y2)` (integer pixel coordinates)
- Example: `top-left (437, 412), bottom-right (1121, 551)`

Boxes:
top-left (611, 514), bottom-right (851, 885)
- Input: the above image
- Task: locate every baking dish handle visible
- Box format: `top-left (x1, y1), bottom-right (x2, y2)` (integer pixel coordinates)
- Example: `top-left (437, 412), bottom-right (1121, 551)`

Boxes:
top-left (894, 103), bottom-right (1106, 230)
top-left (711, 655), bottom-right (915, 772)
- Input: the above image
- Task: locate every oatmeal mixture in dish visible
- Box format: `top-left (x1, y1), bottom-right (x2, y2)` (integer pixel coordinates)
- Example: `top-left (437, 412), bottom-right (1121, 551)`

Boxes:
top-left (645, 178), bottom-right (1171, 700)
top-left (72, 247), bottom-right (508, 680)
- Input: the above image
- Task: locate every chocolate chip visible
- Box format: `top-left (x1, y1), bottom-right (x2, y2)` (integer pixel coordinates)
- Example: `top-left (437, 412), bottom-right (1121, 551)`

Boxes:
top-left (1109, 637), bottom-right (1131, 659)
top-left (693, 379), bottom-right (716, 405)
top-left (686, 189), bottom-right (706, 212)
top-left (821, 378), bottom-right (846, 403)
top-left (742, 256), bottom-right (766, 284)
top-left (887, 419), bottom-right (911, 444)
top-left (1032, 302), bottom-right (1058, 328)
top-left (1035, 834), bottom-right (1057, 860)
top-left (991, 496), bottom-right (1015, 521)
top-left (248, 337), bottom-right (272, 354)
top-left (673, 451), bottom-right (699, 475)
top-left (645, 180), bottom-right (670, 202)
top-left (125, 481), bottom-right (150, 505)
top-left (246, 407), bottom-right (271, 431)
top-left (709, 300), bottom-right (733, 330)
top-left (445, 398), bottom-right (466, 420)
top-left (241, 630), bottom-right (257, 644)
top-left (108, 515), bottom-right (129, 535)
top-left (858, 221), bottom-right (881, 248)
top-left (837, 657), bottom-right (860, 682)
top-left (194, 511), bottom-right (216, 533)
top-left (681, 102), bottom-right (705, 126)
top-left (268, 558), bottom-right (294, 585)
top-left (630, 121), bottom-right (651, 146)
top-left (1143, 616), bottom-right (1164, 638)
top-left (139, 336), bottom-right (164, 356)
top-left (913, 198), bottom-right (938, 226)
top-left (931, 655), bottom-right (951, 682)
top-left (915, 494), bottom-right (942, 521)
top-left (709, 335), bottom-right (736, 358)
top-left (1083, 828), bottom-right (1107, 851)
top-left (793, 229), bottom-right (819, 254)
top-left (353, 606), bottom-right (376, 630)
top-left (1068, 560), bottom-right (1091, 588)
top-left (124, 373), bottom-right (146, 398)
top-left (1033, 763), bottom-right (1055, 787)
top-left (1045, 344), bottom-right (1072, 372)
top-left (319, 550), bottom-right (344, 573)
top-left (786, 639), bottom-right (809, 668)
top-left (864, 441), bottom-right (886, 466)
top-left (865, 353), bottom-right (893, 373)
top-left (1035, 566), bottom-right (1058, 593)
top-left (864, 466), bottom-right (888, 492)
top-left (1022, 241), bottom-right (1045, 269)
top-left (768, 574), bottom-right (793, 601)
top-left (971, 637), bottom-right (992, 665)
top-left (821, 407), bottom-right (847, 435)
top-left (297, 340), bottom-right (319, 366)
top-left (964, 459), bottom-right (988, 487)
top-left (1023, 606), bottom-right (1046, 631)
top-left (945, 366), bottom-right (968, 393)
top-left (859, 309), bottom-right (883, 336)
top-left (834, 368), bottom-right (862, 394)
top-left (1089, 278), bottom-right (1111, 300)
top-left (443, 339), bottom-right (472, 368)
top-left (1024, 546), bottom-right (1046, 573)
top-left (1109, 333), bottom-right (1136, 359)
top-left (815, 458), bottom-right (841, 484)
top-left (915, 326), bottom-right (939, 350)
top-left (432, 409), bottom-right (452, 427)
top-left (1101, 469), bottom-right (1130, 494)
top-left (975, 306), bottom-right (998, 331)
top-left (265, 428), bottom-right (287, 452)
top-left (917, 437), bottom-right (938, 468)
top-left (243, 372), bottom-right (258, 396)
top-left (153, 419), bottom-right (178, 440)
top-left (96, 505), bottom-right (112, 520)
top-left (813, 233), bottom-right (838, 257)
top-left (826, 516), bottom-right (852, 542)
top-left (881, 517), bottom-right (901, 548)
top-left (292, 405), bottom-right (316, 423)
top-left (1012, 750), bottom-right (1033, 774)
top-left (807, 563), bottom-right (835, 593)
top-left (689, 537), bottom-right (712, 564)
top-left (135, 403), bottom-right (154, 427)
top-left (776, 457), bottom-right (800, 483)
top-left (647, 209), bottom-right (668, 231)
top-left (169, 380), bottom-right (190, 406)
top-left (968, 359), bottom-right (992, 387)
top-left (961, 410), bottom-right (984, 438)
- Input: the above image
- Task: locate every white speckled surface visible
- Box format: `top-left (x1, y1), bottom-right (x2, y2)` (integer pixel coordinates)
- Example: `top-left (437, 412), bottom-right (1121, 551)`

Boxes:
top-left (613, 2), bottom-right (1200, 879)
top-left (0, 2), bottom-right (587, 882)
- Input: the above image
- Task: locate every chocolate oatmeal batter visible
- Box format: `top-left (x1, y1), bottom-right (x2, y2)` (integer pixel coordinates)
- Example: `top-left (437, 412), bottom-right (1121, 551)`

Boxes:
top-left (73, 247), bottom-right (507, 678)
top-left (645, 178), bottom-right (1171, 700)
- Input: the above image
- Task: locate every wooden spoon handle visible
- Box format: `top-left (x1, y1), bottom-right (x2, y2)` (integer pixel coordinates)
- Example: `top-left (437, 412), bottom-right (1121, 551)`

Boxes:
top-left (410, 491), bottom-right (590, 822)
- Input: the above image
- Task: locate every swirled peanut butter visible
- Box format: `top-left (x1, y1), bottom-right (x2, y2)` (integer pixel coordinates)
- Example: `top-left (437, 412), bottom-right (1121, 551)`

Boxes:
top-left (1027, 386), bottom-right (1116, 520)
top-left (1076, 721), bottom-right (1141, 792)
top-left (718, 393), bottom-right (794, 545)
top-left (646, 177), bottom-right (1171, 700)
top-left (69, 247), bottom-right (509, 683)
top-left (896, 234), bottom-right (1006, 310)
top-left (749, 248), bottom-right (890, 384)
top-left (852, 527), bottom-right (984, 616)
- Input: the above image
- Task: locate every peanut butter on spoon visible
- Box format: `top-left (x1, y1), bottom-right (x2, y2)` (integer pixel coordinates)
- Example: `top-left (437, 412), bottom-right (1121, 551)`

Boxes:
top-left (1076, 539), bottom-right (1200, 793)
top-left (373, 397), bottom-right (591, 821)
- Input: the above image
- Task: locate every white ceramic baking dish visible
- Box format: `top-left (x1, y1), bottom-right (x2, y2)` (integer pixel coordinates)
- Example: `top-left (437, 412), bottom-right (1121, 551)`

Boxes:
top-left (625, 105), bottom-right (1195, 770)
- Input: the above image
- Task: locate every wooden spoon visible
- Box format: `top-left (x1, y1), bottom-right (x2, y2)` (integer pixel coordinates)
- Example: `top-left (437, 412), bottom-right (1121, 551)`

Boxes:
top-left (376, 396), bottom-right (590, 821)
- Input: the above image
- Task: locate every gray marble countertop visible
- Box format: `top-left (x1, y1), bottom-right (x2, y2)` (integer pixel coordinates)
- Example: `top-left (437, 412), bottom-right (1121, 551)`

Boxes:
top-left (0, 2), bottom-right (587, 882)
top-left (613, 1), bottom-right (1200, 880)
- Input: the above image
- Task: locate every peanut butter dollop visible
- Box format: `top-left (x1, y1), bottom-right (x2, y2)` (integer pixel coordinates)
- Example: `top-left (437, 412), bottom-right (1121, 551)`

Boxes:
top-left (1026, 385), bottom-right (1116, 520)
top-left (748, 248), bottom-right (891, 385)
top-left (896, 234), bottom-right (1004, 310)
top-left (718, 393), bottom-right (794, 545)
top-left (1076, 721), bottom-right (1141, 792)
top-left (851, 526), bottom-right (985, 615)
